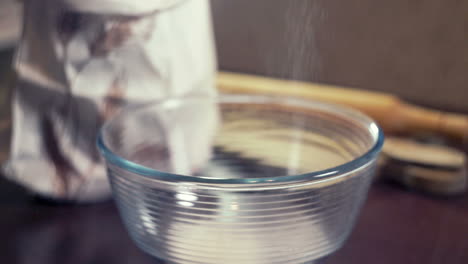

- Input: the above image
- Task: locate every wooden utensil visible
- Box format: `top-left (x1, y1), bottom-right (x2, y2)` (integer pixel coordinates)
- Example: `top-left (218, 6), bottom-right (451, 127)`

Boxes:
top-left (379, 137), bottom-right (466, 196)
top-left (218, 72), bottom-right (468, 142)
top-left (217, 72), bottom-right (467, 196)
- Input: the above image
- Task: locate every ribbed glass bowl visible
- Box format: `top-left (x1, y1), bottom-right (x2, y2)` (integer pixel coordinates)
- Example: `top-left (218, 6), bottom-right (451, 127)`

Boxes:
top-left (98, 94), bottom-right (384, 264)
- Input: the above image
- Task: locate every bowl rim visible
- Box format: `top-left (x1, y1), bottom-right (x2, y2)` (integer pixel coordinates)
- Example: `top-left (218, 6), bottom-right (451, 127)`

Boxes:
top-left (97, 94), bottom-right (384, 185)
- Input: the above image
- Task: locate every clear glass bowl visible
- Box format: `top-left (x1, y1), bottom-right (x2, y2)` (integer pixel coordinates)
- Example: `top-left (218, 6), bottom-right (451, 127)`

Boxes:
top-left (98, 94), bottom-right (384, 264)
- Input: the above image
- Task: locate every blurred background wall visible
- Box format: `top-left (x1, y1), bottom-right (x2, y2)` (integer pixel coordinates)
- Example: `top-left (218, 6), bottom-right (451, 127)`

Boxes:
top-left (0, 0), bottom-right (467, 113)
top-left (211, 0), bottom-right (468, 113)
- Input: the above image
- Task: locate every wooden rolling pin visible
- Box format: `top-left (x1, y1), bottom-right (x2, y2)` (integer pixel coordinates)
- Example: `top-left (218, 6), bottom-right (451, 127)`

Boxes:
top-left (218, 72), bottom-right (468, 142)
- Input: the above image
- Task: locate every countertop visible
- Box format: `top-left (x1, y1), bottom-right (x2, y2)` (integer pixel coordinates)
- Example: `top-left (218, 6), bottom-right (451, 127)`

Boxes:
top-left (1, 177), bottom-right (467, 264)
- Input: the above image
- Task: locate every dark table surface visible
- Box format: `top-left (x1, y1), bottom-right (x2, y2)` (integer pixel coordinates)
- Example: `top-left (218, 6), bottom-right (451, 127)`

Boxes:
top-left (1, 175), bottom-right (467, 264)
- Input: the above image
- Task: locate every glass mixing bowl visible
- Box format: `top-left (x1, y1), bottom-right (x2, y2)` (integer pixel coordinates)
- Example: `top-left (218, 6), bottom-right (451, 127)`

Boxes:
top-left (98, 94), bottom-right (384, 264)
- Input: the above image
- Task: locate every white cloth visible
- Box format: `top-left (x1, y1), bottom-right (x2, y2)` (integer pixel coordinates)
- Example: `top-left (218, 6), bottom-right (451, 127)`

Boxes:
top-left (4, 0), bottom-right (217, 202)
